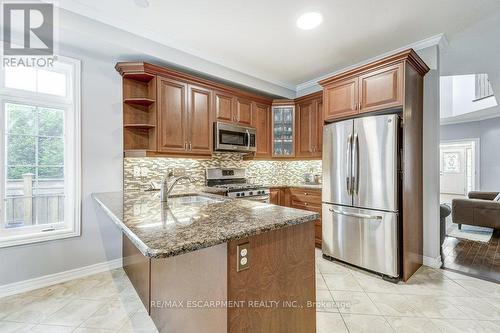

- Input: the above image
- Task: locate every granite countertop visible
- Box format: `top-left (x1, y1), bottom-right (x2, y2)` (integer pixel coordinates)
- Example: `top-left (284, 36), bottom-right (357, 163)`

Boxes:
top-left (92, 190), bottom-right (319, 259)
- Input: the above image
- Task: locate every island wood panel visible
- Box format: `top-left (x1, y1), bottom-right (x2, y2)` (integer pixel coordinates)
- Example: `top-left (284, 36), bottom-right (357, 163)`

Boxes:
top-left (359, 63), bottom-right (404, 114)
top-left (157, 77), bottom-right (187, 153)
top-left (150, 244), bottom-right (227, 333)
top-left (253, 102), bottom-right (271, 157)
top-left (187, 84), bottom-right (212, 154)
top-left (123, 234), bottom-right (151, 313)
top-left (227, 222), bottom-right (316, 333)
top-left (401, 64), bottom-right (424, 282)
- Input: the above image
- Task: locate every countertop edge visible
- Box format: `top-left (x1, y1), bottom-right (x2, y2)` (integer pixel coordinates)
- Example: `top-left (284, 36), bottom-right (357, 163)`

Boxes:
top-left (92, 193), bottom-right (151, 257)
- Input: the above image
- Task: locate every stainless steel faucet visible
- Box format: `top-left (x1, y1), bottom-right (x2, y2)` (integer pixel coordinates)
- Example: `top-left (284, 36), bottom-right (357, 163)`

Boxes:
top-left (161, 176), bottom-right (195, 203)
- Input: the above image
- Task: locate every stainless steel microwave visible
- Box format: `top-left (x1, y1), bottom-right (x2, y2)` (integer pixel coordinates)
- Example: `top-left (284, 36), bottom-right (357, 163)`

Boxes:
top-left (214, 122), bottom-right (256, 152)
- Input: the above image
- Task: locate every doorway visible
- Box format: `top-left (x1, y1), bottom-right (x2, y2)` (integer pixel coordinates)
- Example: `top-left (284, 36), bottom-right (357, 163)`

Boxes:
top-left (439, 139), bottom-right (479, 206)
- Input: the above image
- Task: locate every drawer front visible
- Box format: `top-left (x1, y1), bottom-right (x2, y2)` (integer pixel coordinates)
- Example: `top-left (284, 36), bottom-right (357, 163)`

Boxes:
top-left (290, 200), bottom-right (321, 212)
top-left (290, 188), bottom-right (321, 205)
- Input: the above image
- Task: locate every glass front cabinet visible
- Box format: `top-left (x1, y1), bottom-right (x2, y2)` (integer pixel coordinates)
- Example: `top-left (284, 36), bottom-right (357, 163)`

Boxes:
top-left (272, 105), bottom-right (295, 157)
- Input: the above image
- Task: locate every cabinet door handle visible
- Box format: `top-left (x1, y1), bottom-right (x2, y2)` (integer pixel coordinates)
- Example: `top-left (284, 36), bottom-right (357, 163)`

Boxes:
top-left (189, 142), bottom-right (192, 151)
top-left (184, 141), bottom-right (188, 150)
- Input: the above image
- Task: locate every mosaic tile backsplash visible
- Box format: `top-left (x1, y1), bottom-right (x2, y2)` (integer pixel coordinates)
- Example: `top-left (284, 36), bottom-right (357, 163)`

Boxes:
top-left (124, 153), bottom-right (322, 191)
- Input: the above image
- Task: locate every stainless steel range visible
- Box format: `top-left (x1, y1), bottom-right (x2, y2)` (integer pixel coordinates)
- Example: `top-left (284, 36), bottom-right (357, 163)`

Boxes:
top-left (206, 168), bottom-right (270, 203)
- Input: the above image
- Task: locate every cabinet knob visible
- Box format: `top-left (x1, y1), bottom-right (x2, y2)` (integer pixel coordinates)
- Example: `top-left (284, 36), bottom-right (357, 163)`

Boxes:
top-left (304, 202), bottom-right (308, 206)
top-left (304, 192), bottom-right (308, 196)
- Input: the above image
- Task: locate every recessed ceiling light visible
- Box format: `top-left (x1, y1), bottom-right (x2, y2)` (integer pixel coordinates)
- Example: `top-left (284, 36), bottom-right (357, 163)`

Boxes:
top-left (296, 12), bottom-right (323, 30)
top-left (134, 0), bottom-right (150, 8)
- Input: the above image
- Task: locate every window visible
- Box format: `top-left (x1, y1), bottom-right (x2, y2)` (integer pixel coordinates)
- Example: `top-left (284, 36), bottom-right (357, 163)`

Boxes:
top-left (0, 56), bottom-right (81, 247)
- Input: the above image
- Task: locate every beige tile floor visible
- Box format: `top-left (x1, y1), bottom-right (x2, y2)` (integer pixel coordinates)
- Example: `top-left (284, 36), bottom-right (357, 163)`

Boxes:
top-left (1, 249), bottom-right (500, 332)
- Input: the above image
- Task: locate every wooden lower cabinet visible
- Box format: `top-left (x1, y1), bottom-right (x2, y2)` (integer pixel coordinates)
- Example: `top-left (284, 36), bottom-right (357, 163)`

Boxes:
top-left (269, 187), bottom-right (322, 248)
top-left (269, 188), bottom-right (283, 205)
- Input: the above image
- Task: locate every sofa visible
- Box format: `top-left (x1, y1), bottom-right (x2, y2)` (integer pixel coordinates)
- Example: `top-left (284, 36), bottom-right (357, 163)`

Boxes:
top-left (452, 191), bottom-right (500, 230)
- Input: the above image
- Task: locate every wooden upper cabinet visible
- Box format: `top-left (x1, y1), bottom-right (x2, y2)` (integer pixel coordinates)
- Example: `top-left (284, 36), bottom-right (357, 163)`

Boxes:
top-left (214, 91), bottom-right (235, 123)
top-left (235, 97), bottom-right (252, 126)
top-left (187, 84), bottom-right (212, 155)
top-left (323, 77), bottom-right (358, 121)
top-left (296, 100), bottom-right (314, 157)
top-left (359, 63), bottom-right (403, 113)
top-left (157, 77), bottom-right (188, 153)
top-left (253, 102), bottom-right (271, 157)
top-left (296, 96), bottom-right (323, 158)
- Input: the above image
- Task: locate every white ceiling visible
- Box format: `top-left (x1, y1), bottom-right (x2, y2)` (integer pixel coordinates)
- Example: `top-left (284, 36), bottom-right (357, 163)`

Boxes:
top-left (56, 0), bottom-right (500, 89)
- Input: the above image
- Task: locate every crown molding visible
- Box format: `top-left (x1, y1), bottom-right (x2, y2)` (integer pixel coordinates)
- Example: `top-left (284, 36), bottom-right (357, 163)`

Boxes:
top-left (296, 33), bottom-right (447, 94)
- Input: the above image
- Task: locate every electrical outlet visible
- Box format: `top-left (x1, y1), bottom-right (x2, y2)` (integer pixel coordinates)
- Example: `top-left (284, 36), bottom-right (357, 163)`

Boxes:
top-left (236, 242), bottom-right (250, 272)
top-left (133, 166), bottom-right (141, 178)
top-left (141, 167), bottom-right (149, 177)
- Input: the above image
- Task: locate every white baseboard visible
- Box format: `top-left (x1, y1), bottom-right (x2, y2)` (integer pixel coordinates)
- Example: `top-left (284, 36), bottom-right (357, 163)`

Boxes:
top-left (423, 255), bottom-right (443, 269)
top-left (0, 258), bottom-right (122, 299)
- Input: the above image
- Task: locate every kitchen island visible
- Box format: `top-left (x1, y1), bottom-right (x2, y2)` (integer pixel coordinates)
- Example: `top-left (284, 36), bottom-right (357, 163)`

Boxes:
top-left (93, 190), bottom-right (319, 333)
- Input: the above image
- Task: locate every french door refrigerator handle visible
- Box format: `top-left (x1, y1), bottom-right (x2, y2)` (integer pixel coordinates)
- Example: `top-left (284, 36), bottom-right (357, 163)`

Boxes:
top-left (353, 133), bottom-right (359, 194)
top-left (346, 134), bottom-right (352, 195)
top-left (329, 208), bottom-right (383, 220)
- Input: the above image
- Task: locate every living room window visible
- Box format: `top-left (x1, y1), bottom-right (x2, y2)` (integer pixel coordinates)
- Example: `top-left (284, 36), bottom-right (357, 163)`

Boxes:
top-left (0, 56), bottom-right (81, 247)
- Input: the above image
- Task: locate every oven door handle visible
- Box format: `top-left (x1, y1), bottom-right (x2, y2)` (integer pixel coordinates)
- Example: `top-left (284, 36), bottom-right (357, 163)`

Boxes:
top-left (246, 129), bottom-right (250, 150)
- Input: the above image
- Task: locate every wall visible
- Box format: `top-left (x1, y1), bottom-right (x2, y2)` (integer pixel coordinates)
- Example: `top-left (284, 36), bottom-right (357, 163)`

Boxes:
top-left (0, 50), bottom-right (123, 286)
top-left (418, 45), bottom-right (442, 266)
top-left (440, 75), bottom-right (497, 119)
top-left (441, 117), bottom-right (500, 191)
top-left (124, 154), bottom-right (322, 191)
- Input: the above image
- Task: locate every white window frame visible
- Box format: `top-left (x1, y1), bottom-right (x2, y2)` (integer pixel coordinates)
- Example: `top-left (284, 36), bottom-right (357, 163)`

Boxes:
top-left (0, 55), bottom-right (81, 248)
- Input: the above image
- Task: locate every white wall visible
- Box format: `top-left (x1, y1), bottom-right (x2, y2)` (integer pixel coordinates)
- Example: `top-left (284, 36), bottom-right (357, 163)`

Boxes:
top-left (0, 49), bottom-right (123, 286)
top-left (440, 75), bottom-right (497, 119)
top-left (417, 46), bottom-right (441, 266)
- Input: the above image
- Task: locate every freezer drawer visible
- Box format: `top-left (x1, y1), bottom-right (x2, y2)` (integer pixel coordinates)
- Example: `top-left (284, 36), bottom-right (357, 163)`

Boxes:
top-left (322, 204), bottom-right (399, 277)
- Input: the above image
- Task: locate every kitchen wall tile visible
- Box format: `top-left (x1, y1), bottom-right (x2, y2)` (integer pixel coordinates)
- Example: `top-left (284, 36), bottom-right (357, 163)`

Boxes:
top-left (123, 153), bottom-right (322, 191)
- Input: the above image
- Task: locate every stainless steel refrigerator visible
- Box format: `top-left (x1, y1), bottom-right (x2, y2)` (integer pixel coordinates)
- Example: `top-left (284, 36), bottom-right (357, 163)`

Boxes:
top-left (322, 114), bottom-right (400, 278)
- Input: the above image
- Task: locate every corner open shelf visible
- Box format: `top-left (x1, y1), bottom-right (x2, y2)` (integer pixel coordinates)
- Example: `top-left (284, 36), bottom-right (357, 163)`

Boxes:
top-left (124, 124), bottom-right (156, 129)
top-left (116, 63), bottom-right (158, 152)
top-left (124, 98), bottom-right (155, 107)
